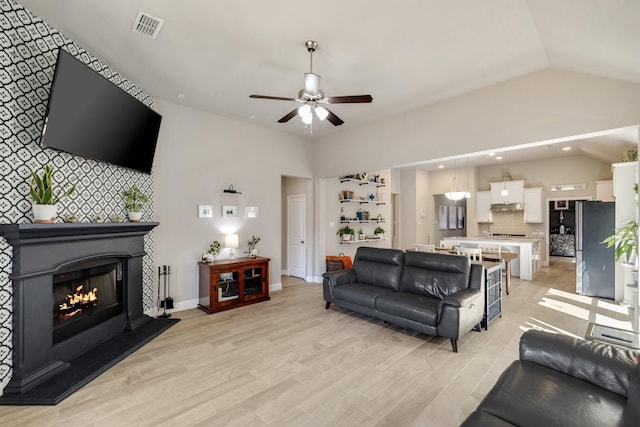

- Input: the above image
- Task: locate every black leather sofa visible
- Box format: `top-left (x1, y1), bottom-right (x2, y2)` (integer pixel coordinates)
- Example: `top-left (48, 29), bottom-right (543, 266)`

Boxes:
top-left (462, 330), bottom-right (640, 427)
top-left (322, 247), bottom-right (484, 352)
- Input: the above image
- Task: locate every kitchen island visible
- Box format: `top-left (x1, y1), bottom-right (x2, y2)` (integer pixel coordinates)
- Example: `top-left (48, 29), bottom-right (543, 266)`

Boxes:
top-left (440, 236), bottom-right (541, 280)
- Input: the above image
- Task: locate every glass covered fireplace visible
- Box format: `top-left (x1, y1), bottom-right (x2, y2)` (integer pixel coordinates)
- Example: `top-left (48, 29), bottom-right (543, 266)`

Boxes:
top-left (52, 258), bottom-right (124, 344)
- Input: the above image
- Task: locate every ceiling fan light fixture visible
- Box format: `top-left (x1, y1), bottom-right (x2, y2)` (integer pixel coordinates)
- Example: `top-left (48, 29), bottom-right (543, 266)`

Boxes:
top-left (304, 73), bottom-right (320, 96)
top-left (299, 104), bottom-right (312, 124)
top-left (315, 106), bottom-right (329, 121)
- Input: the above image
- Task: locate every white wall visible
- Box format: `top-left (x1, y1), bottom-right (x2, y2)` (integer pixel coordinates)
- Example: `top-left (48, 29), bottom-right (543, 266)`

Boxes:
top-left (312, 68), bottom-right (640, 177)
top-left (151, 100), bottom-right (313, 309)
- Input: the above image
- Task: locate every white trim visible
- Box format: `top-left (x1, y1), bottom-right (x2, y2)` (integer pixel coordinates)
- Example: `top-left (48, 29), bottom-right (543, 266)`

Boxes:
top-left (281, 269), bottom-right (288, 276)
top-left (146, 298), bottom-right (199, 315)
top-left (270, 282), bottom-right (282, 292)
top-left (306, 275), bottom-right (323, 283)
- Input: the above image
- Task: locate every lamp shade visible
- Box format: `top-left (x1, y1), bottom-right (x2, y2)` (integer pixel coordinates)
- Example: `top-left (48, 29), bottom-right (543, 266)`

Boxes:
top-left (315, 106), bottom-right (329, 121)
top-left (224, 233), bottom-right (239, 248)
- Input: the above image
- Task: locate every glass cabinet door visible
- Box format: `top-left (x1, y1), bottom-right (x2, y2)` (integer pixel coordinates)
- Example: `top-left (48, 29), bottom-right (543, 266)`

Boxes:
top-left (218, 271), bottom-right (239, 301)
top-left (243, 267), bottom-right (263, 296)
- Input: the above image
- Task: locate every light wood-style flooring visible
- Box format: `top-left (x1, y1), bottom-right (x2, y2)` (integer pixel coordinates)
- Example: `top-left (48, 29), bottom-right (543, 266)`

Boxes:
top-left (0, 258), bottom-right (631, 426)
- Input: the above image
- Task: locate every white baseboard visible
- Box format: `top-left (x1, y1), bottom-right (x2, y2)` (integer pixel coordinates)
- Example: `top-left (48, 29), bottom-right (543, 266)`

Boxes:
top-left (270, 282), bottom-right (282, 292)
top-left (281, 269), bottom-right (288, 276)
top-left (306, 275), bottom-right (323, 283)
top-left (145, 298), bottom-right (198, 316)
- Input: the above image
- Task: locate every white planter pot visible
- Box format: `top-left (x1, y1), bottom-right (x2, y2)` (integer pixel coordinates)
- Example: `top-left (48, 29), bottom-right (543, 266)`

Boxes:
top-left (32, 204), bottom-right (57, 224)
top-left (127, 211), bottom-right (142, 222)
top-left (341, 234), bottom-right (352, 241)
top-left (249, 249), bottom-right (258, 258)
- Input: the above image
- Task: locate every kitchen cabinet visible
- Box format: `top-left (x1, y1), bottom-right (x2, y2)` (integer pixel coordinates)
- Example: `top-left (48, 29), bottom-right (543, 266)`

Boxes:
top-left (490, 180), bottom-right (524, 205)
top-left (476, 191), bottom-right (493, 223)
top-left (596, 180), bottom-right (614, 202)
top-left (523, 187), bottom-right (543, 223)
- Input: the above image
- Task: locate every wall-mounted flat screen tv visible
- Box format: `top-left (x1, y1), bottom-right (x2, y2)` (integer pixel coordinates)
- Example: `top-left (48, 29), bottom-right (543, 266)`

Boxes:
top-left (39, 49), bottom-right (162, 174)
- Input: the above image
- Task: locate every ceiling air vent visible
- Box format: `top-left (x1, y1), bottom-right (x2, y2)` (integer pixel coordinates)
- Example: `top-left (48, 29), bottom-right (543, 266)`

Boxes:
top-left (132, 11), bottom-right (164, 39)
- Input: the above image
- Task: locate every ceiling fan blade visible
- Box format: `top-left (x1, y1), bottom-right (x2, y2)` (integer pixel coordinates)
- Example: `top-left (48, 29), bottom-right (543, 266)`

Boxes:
top-left (250, 95), bottom-right (297, 101)
top-left (277, 109), bottom-right (299, 123)
top-left (325, 108), bottom-right (344, 126)
top-left (325, 95), bottom-right (373, 104)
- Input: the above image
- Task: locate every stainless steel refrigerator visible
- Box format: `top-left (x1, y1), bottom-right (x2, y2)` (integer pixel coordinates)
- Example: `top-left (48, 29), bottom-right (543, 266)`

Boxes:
top-left (576, 201), bottom-right (615, 299)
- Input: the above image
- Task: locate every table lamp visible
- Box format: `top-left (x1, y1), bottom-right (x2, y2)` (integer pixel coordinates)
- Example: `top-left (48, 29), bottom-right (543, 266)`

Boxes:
top-left (225, 233), bottom-right (239, 259)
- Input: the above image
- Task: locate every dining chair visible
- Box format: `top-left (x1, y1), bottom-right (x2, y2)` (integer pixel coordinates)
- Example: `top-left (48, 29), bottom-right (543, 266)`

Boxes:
top-left (479, 241), bottom-right (504, 270)
top-left (414, 243), bottom-right (435, 252)
top-left (457, 246), bottom-right (483, 261)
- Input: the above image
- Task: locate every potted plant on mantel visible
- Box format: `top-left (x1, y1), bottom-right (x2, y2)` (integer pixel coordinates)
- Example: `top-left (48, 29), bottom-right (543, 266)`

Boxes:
top-left (28, 165), bottom-right (76, 223)
top-left (337, 225), bottom-right (356, 241)
top-left (122, 185), bottom-right (148, 222)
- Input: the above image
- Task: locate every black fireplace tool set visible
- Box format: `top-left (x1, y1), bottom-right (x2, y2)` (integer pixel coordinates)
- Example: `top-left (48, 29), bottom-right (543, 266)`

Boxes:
top-left (157, 265), bottom-right (174, 318)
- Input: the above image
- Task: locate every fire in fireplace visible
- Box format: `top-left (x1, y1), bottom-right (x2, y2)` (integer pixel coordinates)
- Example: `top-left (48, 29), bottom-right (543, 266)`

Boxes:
top-left (52, 258), bottom-right (124, 344)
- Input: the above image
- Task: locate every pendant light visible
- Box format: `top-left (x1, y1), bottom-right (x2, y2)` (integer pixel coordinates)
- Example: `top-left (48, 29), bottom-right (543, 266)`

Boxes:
top-left (445, 159), bottom-right (467, 201)
top-left (464, 157), bottom-right (471, 199)
top-left (501, 151), bottom-right (509, 197)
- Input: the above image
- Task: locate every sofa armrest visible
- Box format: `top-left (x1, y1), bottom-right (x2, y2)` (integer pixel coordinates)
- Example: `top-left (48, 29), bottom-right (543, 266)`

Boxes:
top-left (322, 268), bottom-right (356, 303)
top-left (519, 330), bottom-right (640, 397)
top-left (468, 263), bottom-right (483, 291)
top-left (441, 288), bottom-right (482, 308)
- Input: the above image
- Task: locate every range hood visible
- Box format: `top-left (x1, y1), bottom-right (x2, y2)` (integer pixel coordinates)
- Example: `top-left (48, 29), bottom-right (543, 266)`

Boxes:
top-left (491, 203), bottom-right (524, 212)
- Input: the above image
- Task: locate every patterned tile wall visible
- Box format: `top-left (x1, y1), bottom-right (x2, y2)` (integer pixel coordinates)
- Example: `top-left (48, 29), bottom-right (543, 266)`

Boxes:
top-left (0, 1), bottom-right (157, 391)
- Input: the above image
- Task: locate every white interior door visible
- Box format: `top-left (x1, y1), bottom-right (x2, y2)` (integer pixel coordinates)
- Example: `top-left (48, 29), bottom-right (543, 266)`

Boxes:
top-left (288, 195), bottom-right (306, 279)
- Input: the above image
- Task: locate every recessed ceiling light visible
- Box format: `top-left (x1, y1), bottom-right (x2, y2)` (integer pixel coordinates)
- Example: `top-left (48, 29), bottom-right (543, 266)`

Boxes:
top-left (438, 165), bottom-right (445, 169)
top-left (488, 152), bottom-right (496, 156)
top-left (249, 115), bottom-right (256, 119)
top-left (562, 147), bottom-right (571, 151)
top-left (496, 156), bottom-right (503, 160)
top-left (176, 94), bottom-right (185, 99)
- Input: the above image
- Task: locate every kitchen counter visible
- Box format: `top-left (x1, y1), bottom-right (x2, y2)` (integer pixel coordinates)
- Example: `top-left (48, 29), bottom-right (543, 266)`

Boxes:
top-left (440, 236), bottom-right (541, 280)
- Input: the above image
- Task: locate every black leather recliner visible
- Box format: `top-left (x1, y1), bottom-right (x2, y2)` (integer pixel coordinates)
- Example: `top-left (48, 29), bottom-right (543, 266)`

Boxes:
top-left (462, 330), bottom-right (640, 426)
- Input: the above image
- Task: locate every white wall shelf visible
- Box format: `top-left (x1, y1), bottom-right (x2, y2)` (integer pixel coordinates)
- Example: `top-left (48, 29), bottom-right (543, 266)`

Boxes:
top-left (339, 238), bottom-right (387, 244)
top-left (339, 178), bottom-right (386, 187)
top-left (340, 199), bottom-right (386, 205)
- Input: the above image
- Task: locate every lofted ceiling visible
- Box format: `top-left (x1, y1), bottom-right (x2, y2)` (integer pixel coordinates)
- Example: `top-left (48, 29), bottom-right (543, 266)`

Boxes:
top-left (15, 0), bottom-right (640, 167)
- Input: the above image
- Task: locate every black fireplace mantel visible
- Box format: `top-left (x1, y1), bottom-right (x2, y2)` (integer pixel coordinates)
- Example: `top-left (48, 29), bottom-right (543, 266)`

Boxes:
top-left (0, 221), bottom-right (178, 405)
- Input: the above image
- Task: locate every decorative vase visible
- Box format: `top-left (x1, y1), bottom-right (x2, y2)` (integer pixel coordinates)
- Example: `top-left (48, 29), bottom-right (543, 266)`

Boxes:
top-left (249, 249), bottom-right (258, 258)
top-left (342, 234), bottom-right (352, 241)
top-left (32, 204), bottom-right (57, 224)
top-left (128, 211), bottom-right (142, 222)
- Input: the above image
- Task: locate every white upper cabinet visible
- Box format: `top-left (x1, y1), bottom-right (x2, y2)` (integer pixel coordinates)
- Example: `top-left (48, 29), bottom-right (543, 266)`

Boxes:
top-left (476, 191), bottom-right (493, 223)
top-left (523, 187), bottom-right (543, 223)
top-left (490, 180), bottom-right (525, 204)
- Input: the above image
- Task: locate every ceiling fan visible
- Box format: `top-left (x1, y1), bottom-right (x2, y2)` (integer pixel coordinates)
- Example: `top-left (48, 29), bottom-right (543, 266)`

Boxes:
top-left (249, 40), bottom-right (372, 127)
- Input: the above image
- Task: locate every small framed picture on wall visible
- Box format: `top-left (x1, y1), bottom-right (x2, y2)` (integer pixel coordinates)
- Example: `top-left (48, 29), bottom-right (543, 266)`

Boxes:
top-left (554, 200), bottom-right (569, 210)
top-left (222, 205), bottom-right (238, 218)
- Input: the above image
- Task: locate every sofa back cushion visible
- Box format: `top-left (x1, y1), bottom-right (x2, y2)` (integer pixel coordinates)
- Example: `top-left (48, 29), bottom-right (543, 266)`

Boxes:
top-left (353, 247), bottom-right (404, 291)
top-left (400, 251), bottom-right (470, 299)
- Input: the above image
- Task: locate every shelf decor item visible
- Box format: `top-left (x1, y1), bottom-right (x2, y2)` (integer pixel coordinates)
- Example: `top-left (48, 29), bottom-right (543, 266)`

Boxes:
top-left (122, 185), bottom-right (148, 222)
top-left (374, 226), bottom-right (385, 238)
top-left (28, 165), bottom-right (76, 224)
top-left (337, 225), bottom-right (356, 241)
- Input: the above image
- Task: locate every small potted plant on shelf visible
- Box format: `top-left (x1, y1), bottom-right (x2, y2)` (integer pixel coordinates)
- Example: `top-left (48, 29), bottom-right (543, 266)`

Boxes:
top-left (28, 165), bottom-right (76, 223)
top-left (122, 185), bottom-right (148, 222)
top-left (337, 225), bottom-right (356, 241)
top-left (203, 240), bottom-right (221, 262)
top-left (374, 226), bottom-right (385, 239)
top-left (248, 235), bottom-right (260, 258)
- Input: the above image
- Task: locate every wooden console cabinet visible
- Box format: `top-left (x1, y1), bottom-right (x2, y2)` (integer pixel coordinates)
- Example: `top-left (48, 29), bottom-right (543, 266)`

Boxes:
top-left (198, 257), bottom-right (270, 314)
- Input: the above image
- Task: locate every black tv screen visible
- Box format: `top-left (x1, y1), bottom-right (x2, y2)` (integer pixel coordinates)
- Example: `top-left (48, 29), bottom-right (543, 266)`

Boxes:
top-left (40, 49), bottom-right (162, 174)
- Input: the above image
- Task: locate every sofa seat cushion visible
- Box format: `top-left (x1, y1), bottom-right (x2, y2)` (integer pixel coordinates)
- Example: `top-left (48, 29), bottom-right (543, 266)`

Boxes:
top-left (375, 292), bottom-right (441, 326)
top-left (460, 411), bottom-right (516, 426)
top-left (477, 360), bottom-right (626, 427)
top-left (333, 283), bottom-right (395, 309)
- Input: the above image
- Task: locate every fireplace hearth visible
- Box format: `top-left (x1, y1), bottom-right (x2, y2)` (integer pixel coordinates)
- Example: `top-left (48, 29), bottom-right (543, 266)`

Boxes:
top-left (0, 222), bottom-right (179, 405)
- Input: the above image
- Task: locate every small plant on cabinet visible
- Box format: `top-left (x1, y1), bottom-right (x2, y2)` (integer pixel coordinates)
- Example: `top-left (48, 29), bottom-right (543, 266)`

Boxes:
top-left (248, 235), bottom-right (260, 258)
top-left (203, 240), bottom-right (221, 262)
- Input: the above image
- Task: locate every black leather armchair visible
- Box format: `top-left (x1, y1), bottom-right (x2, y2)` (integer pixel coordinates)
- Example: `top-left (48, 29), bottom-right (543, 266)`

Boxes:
top-left (462, 330), bottom-right (640, 426)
